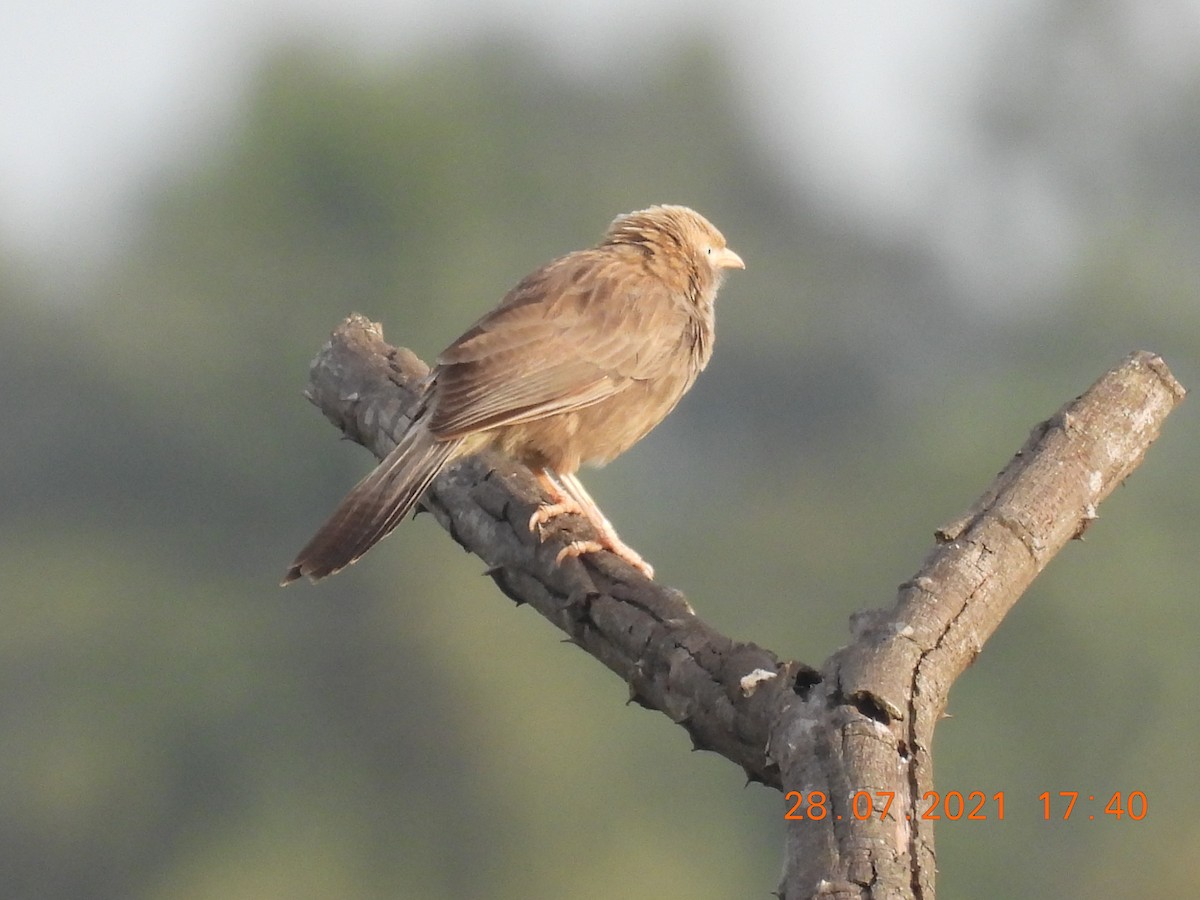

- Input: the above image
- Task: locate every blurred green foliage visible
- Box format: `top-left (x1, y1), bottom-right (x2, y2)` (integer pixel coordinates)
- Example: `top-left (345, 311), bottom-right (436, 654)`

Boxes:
top-left (1, 34), bottom-right (1196, 900)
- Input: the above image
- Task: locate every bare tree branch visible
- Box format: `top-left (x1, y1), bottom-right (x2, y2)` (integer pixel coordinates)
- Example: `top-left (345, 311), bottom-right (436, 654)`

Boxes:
top-left (294, 315), bottom-right (1184, 899)
top-left (771, 349), bottom-right (1184, 899)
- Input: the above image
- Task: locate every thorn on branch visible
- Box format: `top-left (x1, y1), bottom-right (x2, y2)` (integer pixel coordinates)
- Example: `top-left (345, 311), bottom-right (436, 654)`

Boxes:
top-left (485, 567), bottom-right (526, 607)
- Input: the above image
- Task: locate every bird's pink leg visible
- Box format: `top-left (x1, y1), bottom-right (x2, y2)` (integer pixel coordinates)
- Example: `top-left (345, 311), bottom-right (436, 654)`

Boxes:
top-left (528, 469), bottom-right (653, 578)
top-left (528, 470), bottom-right (586, 529)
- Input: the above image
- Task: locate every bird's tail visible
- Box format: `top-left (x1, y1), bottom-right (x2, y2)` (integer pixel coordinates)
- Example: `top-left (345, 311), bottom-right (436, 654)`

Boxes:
top-left (282, 421), bottom-right (464, 584)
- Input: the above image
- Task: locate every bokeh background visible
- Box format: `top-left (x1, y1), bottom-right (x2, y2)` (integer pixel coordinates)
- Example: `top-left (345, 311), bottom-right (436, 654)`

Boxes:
top-left (3, 2), bottom-right (1198, 897)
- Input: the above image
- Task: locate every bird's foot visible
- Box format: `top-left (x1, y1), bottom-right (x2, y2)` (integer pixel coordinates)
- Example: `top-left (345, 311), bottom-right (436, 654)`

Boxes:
top-left (554, 538), bottom-right (654, 579)
top-left (529, 499), bottom-right (585, 533)
top-left (530, 500), bottom-right (654, 578)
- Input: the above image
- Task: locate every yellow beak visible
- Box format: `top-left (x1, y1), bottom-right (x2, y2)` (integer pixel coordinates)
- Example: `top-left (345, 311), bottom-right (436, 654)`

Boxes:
top-left (715, 247), bottom-right (745, 270)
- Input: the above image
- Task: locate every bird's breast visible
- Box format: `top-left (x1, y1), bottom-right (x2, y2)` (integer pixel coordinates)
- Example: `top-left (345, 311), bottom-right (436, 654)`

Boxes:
top-left (494, 364), bottom-right (697, 475)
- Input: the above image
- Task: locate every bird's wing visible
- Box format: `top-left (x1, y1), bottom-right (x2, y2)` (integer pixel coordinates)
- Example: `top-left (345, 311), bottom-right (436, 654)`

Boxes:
top-left (428, 250), bottom-right (689, 438)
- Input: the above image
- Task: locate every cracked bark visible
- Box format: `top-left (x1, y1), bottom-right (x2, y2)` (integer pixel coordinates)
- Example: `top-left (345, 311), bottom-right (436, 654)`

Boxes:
top-left (290, 314), bottom-right (1185, 899)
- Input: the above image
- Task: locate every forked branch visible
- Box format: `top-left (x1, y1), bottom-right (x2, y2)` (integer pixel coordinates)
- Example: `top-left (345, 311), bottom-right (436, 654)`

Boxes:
top-left (293, 315), bottom-right (1184, 899)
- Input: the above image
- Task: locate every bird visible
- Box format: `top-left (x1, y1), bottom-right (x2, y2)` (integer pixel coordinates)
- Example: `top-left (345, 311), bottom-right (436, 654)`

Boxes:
top-left (282, 204), bottom-right (743, 585)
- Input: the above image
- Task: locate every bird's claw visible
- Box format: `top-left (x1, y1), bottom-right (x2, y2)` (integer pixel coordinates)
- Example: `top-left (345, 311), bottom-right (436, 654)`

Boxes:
top-left (529, 499), bottom-right (585, 534)
top-left (553, 539), bottom-right (655, 579)
top-left (530, 490), bottom-right (654, 578)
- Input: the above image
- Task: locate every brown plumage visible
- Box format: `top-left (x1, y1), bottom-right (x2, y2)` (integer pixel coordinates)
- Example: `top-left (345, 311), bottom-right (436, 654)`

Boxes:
top-left (283, 205), bottom-right (743, 584)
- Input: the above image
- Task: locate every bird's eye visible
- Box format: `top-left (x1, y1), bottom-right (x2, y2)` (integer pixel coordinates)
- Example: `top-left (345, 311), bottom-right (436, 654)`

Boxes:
top-left (706, 246), bottom-right (713, 255)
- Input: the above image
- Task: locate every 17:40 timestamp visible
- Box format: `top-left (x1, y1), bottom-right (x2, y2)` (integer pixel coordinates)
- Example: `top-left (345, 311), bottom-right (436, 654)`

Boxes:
top-left (1039, 791), bottom-right (1148, 821)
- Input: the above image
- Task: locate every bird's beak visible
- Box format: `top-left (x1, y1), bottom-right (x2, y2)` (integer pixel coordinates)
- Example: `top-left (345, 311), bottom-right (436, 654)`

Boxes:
top-left (715, 247), bottom-right (745, 270)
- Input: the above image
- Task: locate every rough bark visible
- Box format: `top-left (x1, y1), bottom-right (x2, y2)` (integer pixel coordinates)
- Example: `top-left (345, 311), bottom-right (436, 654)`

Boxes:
top-left (292, 315), bottom-right (1185, 899)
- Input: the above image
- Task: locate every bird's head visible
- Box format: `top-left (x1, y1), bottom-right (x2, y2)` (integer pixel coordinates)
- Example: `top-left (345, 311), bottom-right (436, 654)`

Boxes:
top-left (602, 205), bottom-right (744, 298)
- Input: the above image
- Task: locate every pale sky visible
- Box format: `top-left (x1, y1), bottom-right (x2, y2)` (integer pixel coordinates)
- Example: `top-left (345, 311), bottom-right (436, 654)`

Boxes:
top-left (0, 2), bottom-right (1021, 258)
top-left (5, 0), bottom-right (1195, 302)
